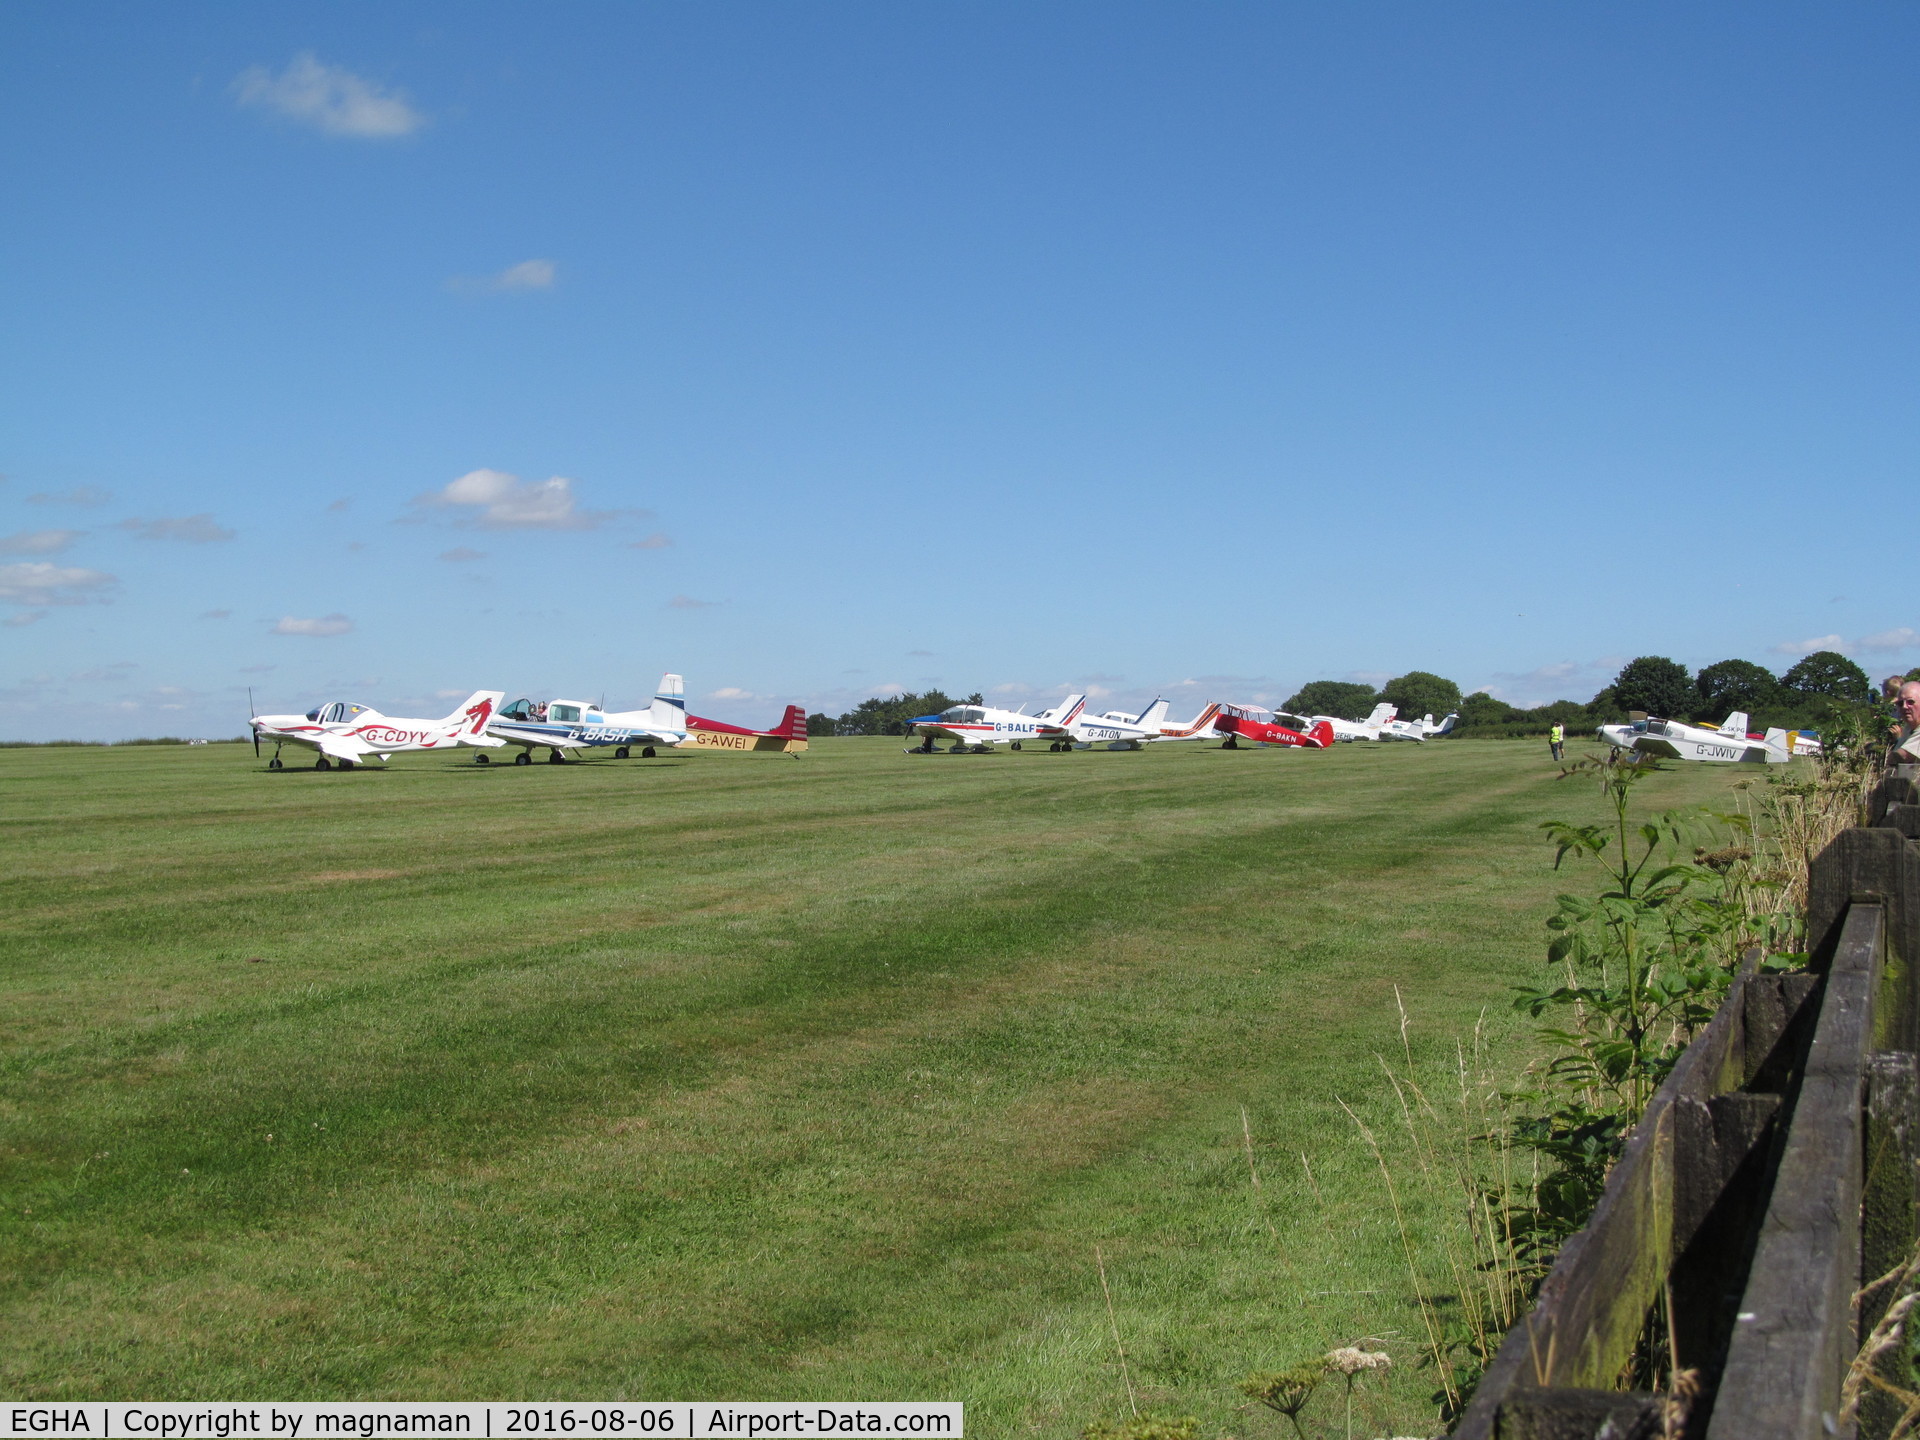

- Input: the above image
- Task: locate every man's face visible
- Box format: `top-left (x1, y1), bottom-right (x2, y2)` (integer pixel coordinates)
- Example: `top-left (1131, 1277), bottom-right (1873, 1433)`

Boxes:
top-left (1898, 684), bottom-right (1920, 727)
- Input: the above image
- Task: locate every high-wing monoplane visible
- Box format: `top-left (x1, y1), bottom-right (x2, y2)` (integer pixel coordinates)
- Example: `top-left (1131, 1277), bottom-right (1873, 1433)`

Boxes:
top-left (251, 691), bottom-right (505, 770)
top-left (1377, 710), bottom-right (1460, 742)
top-left (487, 673), bottom-right (690, 764)
top-left (905, 695), bottom-right (1087, 753)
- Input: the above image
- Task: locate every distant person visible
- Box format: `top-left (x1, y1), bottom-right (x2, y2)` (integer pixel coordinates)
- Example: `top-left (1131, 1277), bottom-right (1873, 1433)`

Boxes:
top-left (1893, 681), bottom-right (1920, 764)
top-left (1886, 676), bottom-right (1907, 702)
top-left (1548, 722), bottom-right (1565, 762)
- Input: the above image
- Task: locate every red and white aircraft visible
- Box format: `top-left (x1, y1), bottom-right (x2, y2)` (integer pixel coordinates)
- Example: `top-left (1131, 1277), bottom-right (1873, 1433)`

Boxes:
top-left (1212, 703), bottom-right (1334, 749)
top-left (251, 691), bottom-right (505, 770)
top-left (686, 703), bottom-right (811, 754)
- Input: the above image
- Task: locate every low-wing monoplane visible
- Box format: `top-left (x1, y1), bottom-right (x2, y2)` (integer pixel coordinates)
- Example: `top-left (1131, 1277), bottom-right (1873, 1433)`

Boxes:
top-left (1072, 699), bottom-right (1173, 749)
top-left (488, 673), bottom-right (689, 764)
top-left (1312, 702), bottom-right (1398, 742)
top-left (905, 695), bottom-right (1087, 753)
top-left (251, 691), bottom-right (505, 770)
top-left (686, 704), bottom-right (810, 754)
top-left (1596, 711), bottom-right (1792, 765)
top-left (1378, 710), bottom-right (1460, 742)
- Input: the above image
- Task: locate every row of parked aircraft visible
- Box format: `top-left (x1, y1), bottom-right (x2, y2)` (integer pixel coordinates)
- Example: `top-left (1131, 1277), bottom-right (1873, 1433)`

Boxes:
top-left (1597, 711), bottom-right (1822, 765)
top-left (903, 696), bottom-right (1458, 753)
top-left (246, 676), bottom-right (1465, 769)
top-left (248, 675), bottom-right (807, 770)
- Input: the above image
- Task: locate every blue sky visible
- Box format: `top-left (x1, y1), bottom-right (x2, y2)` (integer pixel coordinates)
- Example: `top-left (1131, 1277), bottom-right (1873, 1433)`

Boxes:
top-left (2, 3), bottom-right (1915, 739)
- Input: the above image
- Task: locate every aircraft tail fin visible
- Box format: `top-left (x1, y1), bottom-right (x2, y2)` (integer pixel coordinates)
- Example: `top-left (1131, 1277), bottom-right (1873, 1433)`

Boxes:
top-left (1720, 711), bottom-right (1750, 737)
top-left (441, 690), bottom-right (507, 747)
top-left (1365, 702), bottom-right (1396, 727)
top-left (1043, 693), bottom-right (1087, 726)
top-left (648, 673), bottom-right (688, 734)
top-left (774, 704), bottom-right (807, 740)
top-left (1434, 712), bottom-right (1458, 735)
top-left (1139, 698), bottom-right (1170, 731)
top-left (1308, 719), bottom-right (1336, 748)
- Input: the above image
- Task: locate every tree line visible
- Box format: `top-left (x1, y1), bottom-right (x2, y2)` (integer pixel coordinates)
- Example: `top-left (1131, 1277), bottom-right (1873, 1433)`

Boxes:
top-left (805, 650), bottom-right (1905, 741)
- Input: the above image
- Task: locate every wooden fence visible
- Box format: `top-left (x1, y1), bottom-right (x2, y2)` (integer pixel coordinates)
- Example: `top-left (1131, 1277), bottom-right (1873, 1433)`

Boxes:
top-left (1452, 768), bottom-right (1920, 1440)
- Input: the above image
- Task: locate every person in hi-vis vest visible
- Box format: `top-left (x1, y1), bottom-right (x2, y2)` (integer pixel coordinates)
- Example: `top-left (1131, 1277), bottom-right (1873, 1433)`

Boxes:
top-left (1549, 723), bottom-right (1565, 761)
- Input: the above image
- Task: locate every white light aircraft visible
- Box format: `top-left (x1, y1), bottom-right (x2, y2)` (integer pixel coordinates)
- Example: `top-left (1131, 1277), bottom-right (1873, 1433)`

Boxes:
top-left (1313, 702), bottom-right (1399, 742)
top-left (487, 673), bottom-right (691, 764)
top-left (1073, 699), bottom-right (1173, 749)
top-left (905, 695), bottom-right (1088, 752)
top-left (250, 691), bottom-right (505, 770)
top-left (1596, 711), bottom-right (1796, 765)
top-left (1378, 711), bottom-right (1460, 742)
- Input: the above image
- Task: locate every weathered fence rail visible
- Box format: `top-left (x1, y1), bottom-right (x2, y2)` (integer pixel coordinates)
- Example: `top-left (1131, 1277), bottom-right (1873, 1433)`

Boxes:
top-left (1453, 768), bottom-right (1920, 1440)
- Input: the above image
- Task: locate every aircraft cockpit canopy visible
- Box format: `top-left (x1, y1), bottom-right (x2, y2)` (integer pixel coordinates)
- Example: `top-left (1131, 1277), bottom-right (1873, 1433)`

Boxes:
top-left (500, 698), bottom-right (542, 721)
top-left (939, 706), bottom-right (986, 724)
top-left (1220, 703), bottom-right (1274, 722)
top-left (306, 702), bottom-right (371, 724)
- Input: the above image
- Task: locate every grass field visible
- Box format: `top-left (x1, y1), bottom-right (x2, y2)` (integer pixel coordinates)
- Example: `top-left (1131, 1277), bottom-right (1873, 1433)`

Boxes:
top-left (0, 736), bottom-right (1750, 1434)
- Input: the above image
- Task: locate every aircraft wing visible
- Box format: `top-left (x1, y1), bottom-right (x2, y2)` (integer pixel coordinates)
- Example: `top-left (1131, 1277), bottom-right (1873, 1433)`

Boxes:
top-left (316, 733), bottom-right (377, 762)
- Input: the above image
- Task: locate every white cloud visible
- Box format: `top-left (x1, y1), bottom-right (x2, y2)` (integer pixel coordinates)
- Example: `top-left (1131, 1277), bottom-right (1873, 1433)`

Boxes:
top-left (0, 562), bottom-right (117, 606)
top-left (25, 485), bottom-right (111, 507)
top-left (438, 546), bottom-right (486, 563)
top-left (451, 259), bottom-right (557, 294)
top-left (1858, 628), bottom-right (1920, 653)
top-left (117, 514), bottom-right (236, 543)
top-left (1474, 656), bottom-right (1624, 709)
top-left (272, 614), bottom-right (353, 637)
top-left (413, 469), bottom-right (619, 531)
top-left (0, 529), bottom-right (82, 555)
top-left (234, 53), bottom-right (424, 139)
top-left (668, 594), bottom-right (718, 609)
top-left (710, 687), bottom-right (756, 701)
top-left (628, 532), bottom-right (672, 550)
top-left (1770, 634), bottom-right (1846, 657)
top-left (3, 611), bottom-right (46, 628)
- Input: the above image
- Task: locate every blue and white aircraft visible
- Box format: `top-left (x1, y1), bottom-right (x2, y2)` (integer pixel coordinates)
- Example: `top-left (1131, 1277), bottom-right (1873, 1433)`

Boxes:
top-left (487, 672), bottom-right (690, 765)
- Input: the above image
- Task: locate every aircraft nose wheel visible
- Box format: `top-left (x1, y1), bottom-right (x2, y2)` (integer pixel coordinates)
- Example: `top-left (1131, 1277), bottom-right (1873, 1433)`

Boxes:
top-left (268, 758), bottom-right (283, 770)
top-left (1010, 742), bottom-right (1022, 751)
top-left (514, 751), bottom-right (532, 766)
top-left (614, 746), bottom-right (630, 759)
top-left (474, 754), bottom-right (490, 765)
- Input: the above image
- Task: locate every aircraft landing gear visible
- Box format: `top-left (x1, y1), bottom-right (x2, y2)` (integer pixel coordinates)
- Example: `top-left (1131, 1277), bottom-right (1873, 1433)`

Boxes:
top-left (1010, 742), bottom-right (1022, 751)
top-left (514, 751), bottom-right (532, 766)
top-left (315, 757), bottom-right (332, 771)
top-left (949, 742), bottom-right (970, 753)
top-left (641, 746), bottom-right (656, 758)
top-left (547, 749), bottom-right (567, 764)
top-left (614, 746), bottom-right (630, 759)
top-left (268, 757), bottom-right (283, 770)
top-left (474, 754), bottom-right (490, 765)
top-left (1221, 737), bottom-right (1239, 750)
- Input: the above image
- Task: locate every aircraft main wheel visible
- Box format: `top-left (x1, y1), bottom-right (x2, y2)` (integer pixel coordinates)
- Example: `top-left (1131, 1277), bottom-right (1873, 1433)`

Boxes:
top-left (641, 746), bottom-right (656, 758)
top-left (338, 759), bottom-right (355, 770)
top-left (315, 757), bottom-right (332, 771)
top-left (615, 746), bottom-right (630, 759)
top-left (1010, 742), bottom-right (1022, 751)
top-left (475, 754), bottom-right (490, 765)
top-left (514, 752), bottom-right (532, 766)
top-left (268, 758), bottom-right (283, 770)
top-left (547, 750), bottom-right (566, 764)
top-left (1222, 738), bottom-right (1239, 750)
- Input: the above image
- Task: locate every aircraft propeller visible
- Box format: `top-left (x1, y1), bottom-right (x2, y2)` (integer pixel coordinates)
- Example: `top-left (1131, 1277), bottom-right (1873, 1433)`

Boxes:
top-left (249, 687), bottom-right (260, 758)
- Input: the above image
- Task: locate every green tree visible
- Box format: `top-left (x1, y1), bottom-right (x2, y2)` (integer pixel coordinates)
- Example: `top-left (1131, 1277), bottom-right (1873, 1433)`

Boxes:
top-left (1282, 680), bottom-right (1381, 720)
top-left (832, 690), bottom-right (983, 736)
top-left (1460, 690), bottom-right (1517, 727)
top-left (1586, 686), bottom-right (1626, 722)
top-left (1381, 670), bottom-right (1462, 722)
top-left (805, 712), bottom-right (835, 737)
top-left (1611, 657), bottom-right (1692, 718)
top-left (1781, 650), bottom-right (1870, 705)
top-left (1693, 659), bottom-right (1778, 720)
